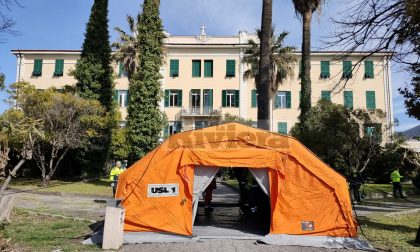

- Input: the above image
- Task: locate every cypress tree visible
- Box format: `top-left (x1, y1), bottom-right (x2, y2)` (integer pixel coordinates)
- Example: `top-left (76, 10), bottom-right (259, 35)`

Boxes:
top-left (126, 0), bottom-right (165, 163)
top-left (72, 0), bottom-right (115, 175)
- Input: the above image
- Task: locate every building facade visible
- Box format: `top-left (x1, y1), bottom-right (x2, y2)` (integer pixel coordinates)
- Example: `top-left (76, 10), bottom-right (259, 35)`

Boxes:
top-left (12, 30), bottom-right (394, 139)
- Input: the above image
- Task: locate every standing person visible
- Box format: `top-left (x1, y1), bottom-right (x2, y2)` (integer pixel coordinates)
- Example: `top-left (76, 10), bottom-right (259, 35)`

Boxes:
top-left (204, 178), bottom-right (217, 212)
top-left (390, 168), bottom-right (405, 199)
top-left (349, 171), bottom-right (364, 204)
top-left (109, 161), bottom-right (124, 197)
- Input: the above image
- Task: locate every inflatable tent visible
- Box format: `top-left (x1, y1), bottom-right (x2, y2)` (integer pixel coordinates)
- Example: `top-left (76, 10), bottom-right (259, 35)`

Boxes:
top-left (116, 122), bottom-right (357, 237)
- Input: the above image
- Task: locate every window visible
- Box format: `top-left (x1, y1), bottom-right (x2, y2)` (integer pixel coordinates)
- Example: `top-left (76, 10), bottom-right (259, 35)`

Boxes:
top-left (190, 89), bottom-right (201, 113)
top-left (164, 121), bottom-right (182, 137)
top-left (53, 59), bottom-right (64, 77)
top-left (366, 91), bottom-right (376, 109)
top-left (275, 91), bottom-right (291, 109)
top-left (118, 62), bottom-right (127, 78)
top-left (32, 59), bottom-right (43, 77)
top-left (251, 90), bottom-right (257, 108)
top-left (204, 60), bottom-right (213, 77)
top-left (321, 91), bottom-right (331, 101)
top-left (226, 60), bottom-right (236, 77)
top-left (203, 89), bottom-right (213, 113)
top-left (278, 122), bottom-right (288, 134)
top-left (195, 121), bottom-right (209, 130)
top-left (222, 90), bottom-right (239, 108)
top-left (192, 60), bottom-right (201, 77)
top-left (320, 61), bottom-right (330, 78)
top-left (364, 61), bottom-right (374, 79)
top-left (164, 89), bottom-right (182, 107)
top-left (342, 61), bottom-right (353, 79)
top-left (170, 59), bottom-right (179, 77)
top-left (344, 91), bottom-right (353, 109)
top-left (364, 123), bottom-right (382, 142)
top-left (113, 90), bottom-right (128, 108)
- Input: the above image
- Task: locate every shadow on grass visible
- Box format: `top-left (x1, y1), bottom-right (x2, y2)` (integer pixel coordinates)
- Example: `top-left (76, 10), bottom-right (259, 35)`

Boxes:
top-left (359, 216), bottom-right (418, 234)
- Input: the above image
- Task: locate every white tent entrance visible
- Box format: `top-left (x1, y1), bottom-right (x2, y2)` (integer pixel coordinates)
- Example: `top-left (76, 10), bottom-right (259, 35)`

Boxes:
top-left (192, 166), bottom-right (271, 238)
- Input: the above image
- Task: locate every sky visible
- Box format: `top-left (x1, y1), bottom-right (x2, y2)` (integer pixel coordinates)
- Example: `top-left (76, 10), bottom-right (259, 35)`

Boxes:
top-left (0, 0), bottom-right (418, 132)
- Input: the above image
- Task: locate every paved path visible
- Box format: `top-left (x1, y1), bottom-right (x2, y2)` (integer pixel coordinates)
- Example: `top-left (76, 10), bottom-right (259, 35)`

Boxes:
top-left (354, 196), bottom-right (420, 216)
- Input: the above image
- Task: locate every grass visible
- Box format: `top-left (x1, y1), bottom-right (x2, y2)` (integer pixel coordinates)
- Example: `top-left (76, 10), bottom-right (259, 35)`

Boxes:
top-left (362, 183), bottom-right (418, 194)
top-left (0, 208), bottom-right (100, 252)
top-left (223, 179), bottom-right (239, 189)
top-left (8, 178), bottom-right (112, 196)
top-left (359, 211), bottom-right (420, 252)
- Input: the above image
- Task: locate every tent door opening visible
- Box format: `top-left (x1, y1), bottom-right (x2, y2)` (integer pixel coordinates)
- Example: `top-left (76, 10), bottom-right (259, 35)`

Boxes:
top-left (192, 166), bottom-right (270, 237)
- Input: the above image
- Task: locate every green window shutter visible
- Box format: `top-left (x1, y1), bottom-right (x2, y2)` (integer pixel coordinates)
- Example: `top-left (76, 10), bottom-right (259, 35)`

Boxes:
top-left (298, 91), bottom-right (301, 109)
top-left (274, 92), bottom-right (279, 109)
top-left (125, 91), bottom-right (129, 107)
top-left (251, 90), bottom-right (257, 108)
top-left (163, 126), bottom-right (169, 138)
top-left (320, 61), bottom-right (330, 78)
top-left (234, 90), bottom-right (240, 108)
top-left (222, 90), bottom-right (227, 107)
top-left (364, 61), bottom-right (374, 79)
top-left (192, 60), bottom-right (201, 77)
top-left (204, 60), bottom-right (213, 77)
top-left (286, 91), bottom-right (291, 109)
top-left (366, 91), bottom-right (376, 109)
top-left (170, 59), bottom-right (179, 77)
top-left (177, 90), bottom-right (183, 107)
top-left (278, 122), bottom-right (288, 134)
top-left (54, 59), bottom-right (64, 76)
top-left (118, 62), bottom-right (124, 77)
top-left (33, 59), bottom-right (43, 76)
top-left (164, 90), bottom-right (170, 107)
top-left (321, 91), bottom-right (331, 101)
top-left (209, 89), bottom-right (213, 109)
top-left (344, 91), bottom-right (353, 109)
top-left (113, 90), bottom-right (118, 101)
top-left (226, 60), bottom-right (235, 77)
top-left (343, 61), bottom-right (353, 78)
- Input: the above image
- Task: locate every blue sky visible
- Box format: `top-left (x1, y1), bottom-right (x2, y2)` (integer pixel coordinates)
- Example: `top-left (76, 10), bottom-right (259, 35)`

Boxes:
top-left (0, 0), bottom-right (417, 131)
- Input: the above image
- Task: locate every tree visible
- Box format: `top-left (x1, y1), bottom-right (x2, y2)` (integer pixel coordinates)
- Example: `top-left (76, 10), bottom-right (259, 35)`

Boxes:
top-left (292, 0), bottom-right (325, 123)
top-left (0, 109), bottom-right (43, 198)
top-left (126, 0), bottom-right (166, 163)
top-left (327, 0), bottom-right (420, 116)
top-left (257, 0), bottom-right (273, 130)
top-left (110, 127), bottom-right (129, 161)
top-left (399, 64), bottom-right (420, 119)
top-left (12, 83), bottom-right (108, 186)
top-left (0, 0), bottom-right (20, 40)
top-left (71, 0), bottom-right (116, 175)
top-left (112, 14), bottom-right (141, 80)
top-left (0, 73), bottom-right (4, 90)
top-left (291, 100), bottom-right (388, 177)
top-left (243, 28), bottom-right (296, 122)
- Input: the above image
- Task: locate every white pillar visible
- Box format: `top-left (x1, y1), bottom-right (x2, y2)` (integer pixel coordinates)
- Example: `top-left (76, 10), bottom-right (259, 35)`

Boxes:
top-left (102, 207), bottom-right (125, 250)
top-left (239, 49), bottom-right (248, 118)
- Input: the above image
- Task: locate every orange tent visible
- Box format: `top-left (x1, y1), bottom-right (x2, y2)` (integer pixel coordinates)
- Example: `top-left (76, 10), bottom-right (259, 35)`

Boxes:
top-left (116, 122), bottom-right (357, 237)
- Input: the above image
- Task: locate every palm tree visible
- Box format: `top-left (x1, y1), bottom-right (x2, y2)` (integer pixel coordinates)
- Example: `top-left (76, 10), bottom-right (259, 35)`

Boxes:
top-left (243, 28), bottom-right (296, 130)
top-left (258, 0), bottom-right (273, 130)
top-left (292, 0), bottom-right (325, 122)
top-left (111, 14), bottom-right (140, 80)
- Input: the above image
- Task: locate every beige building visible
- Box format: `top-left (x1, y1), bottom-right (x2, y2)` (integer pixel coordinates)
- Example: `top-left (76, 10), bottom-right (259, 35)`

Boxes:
top-left (12, 29), bottom-right (394, 139)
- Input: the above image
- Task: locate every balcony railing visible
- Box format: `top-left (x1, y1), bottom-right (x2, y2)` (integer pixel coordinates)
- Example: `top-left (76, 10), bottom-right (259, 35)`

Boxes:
top-left (180, 106), bottom-right (222, 117)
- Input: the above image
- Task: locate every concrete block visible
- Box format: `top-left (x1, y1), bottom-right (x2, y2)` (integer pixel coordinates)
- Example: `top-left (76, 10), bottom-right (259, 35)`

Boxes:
top-left (102, 207), bottom-right (125, 250)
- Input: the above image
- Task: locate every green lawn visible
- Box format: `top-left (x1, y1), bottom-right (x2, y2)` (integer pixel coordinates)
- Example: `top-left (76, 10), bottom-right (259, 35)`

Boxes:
top-left (0, 208), bottom-right (100, 251)
top-left (8, 178), bottom-right (112, 196)
top-left (223, 179), bottom-right (239, 189)
top-left (360, 211), bottom-right (420, 252)
top-left (362, 183), bottom-right (418, 194)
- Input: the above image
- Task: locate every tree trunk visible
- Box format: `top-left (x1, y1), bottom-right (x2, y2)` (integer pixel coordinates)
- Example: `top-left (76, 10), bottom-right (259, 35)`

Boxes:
top-left (42, 176), bottom-right (50, 187)
top-left (299, 11), bottom-right (312, 123)
top-left (257, 0), bottom-right (272, 130)
top-left (0, 159), bottom-right (26, 199)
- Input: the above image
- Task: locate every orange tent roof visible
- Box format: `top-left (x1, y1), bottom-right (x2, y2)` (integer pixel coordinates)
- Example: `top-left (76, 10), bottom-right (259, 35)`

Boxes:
top-left (116, 122), bottom-right (357, 237)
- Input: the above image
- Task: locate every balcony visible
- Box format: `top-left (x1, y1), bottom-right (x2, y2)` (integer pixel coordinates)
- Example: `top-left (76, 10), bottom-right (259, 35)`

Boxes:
top-left (180, 106), bottom-right (222, 117)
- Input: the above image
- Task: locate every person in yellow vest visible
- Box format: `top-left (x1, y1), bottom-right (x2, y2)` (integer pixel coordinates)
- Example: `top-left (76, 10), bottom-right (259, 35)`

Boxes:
top-left (110, 161), bottom-right (124, 196)
top-left (390, 168), bottom-right (405, 199)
